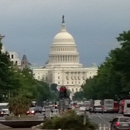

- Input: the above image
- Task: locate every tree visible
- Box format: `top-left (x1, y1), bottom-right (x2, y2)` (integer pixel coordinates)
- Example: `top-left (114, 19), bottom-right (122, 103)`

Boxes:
top-left (8, 95), bottom-right (32, 116)
top-left (73, 91), bottom-right (84, 101)
top-left (0, 42), bottom-right (20, 101)
top-left (50, 83), bottom-right (58, 92)
top-left (82, 30), bottom-right (130, 99)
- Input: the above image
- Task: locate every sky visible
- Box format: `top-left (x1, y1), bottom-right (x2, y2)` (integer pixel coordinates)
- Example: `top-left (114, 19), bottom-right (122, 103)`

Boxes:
top-left (0, 0), bottom-right (130, 67)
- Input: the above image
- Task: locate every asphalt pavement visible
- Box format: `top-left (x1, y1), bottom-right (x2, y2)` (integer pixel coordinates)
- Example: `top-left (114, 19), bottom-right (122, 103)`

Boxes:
top-left (0, 108), bottom-right (124, 130)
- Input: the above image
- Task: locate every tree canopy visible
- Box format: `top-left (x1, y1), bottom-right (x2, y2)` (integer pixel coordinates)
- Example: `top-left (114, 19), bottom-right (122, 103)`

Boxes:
top-left (82, 30), bottom-right (130, 100)
top-left (0, 42), bottom-right (56, 103)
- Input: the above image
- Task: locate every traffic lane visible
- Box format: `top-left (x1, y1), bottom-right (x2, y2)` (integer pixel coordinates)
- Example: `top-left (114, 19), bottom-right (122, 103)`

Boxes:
top-left (88, 113), bottom-right (122, 127)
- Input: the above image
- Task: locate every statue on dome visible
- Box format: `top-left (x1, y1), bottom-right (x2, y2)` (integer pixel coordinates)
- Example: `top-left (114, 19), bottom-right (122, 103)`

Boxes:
top-left (62, 15), bottom-right (65, 23)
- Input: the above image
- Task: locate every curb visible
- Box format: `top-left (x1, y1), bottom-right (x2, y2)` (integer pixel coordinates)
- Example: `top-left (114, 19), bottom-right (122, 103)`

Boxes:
top-left (32, 123), bottom-right (43, 130)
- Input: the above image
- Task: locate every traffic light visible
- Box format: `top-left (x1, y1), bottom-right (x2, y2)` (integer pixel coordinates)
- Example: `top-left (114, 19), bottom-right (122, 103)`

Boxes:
top-left (59, 86), bottom-right (67, 99)
top-left (129, 92), bottom-right (130, 94)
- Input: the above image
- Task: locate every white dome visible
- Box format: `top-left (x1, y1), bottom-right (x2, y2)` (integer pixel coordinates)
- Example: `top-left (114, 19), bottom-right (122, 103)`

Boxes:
top-left (53, 23), bottom-right (75, 44)
top-left (54, 32), bottom-right (74, 41)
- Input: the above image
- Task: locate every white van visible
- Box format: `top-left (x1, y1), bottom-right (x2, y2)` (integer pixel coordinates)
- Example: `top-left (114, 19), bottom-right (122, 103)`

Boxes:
top-left (124, 100), bottom-right (130, 116)
top-left (0, 103), bottom-right (9, 116)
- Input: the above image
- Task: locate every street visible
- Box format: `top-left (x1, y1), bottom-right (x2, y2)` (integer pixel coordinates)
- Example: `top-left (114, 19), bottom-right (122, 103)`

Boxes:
top-left (0, 108), bottom-right (124, 130)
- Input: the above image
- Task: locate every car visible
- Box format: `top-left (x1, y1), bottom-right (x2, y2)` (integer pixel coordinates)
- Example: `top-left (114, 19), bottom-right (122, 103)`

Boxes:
top-left (51, 106), bottom-right (57, 113)
top-left (26, 107), bottom-right (36, 115)
top-left (79, 106), bottom-right (86, 111)
top-left (35, 106), bottom-right (42, 113)
top-left (42, 107), bottom-right (46, 112)
top-left (93, 106), bottom-right (104, 113)
top-left (110, 116), bottom-right (130, 130)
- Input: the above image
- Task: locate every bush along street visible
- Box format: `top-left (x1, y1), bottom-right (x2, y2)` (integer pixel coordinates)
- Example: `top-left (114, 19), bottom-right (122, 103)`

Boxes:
top-left (41, 110), bottom-right (97, 130)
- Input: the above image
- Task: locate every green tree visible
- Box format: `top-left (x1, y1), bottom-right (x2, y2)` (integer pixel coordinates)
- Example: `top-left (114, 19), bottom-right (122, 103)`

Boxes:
top-left (8, 95), bottom-right (32, 116)
top-left (82, 30), bottom-right (130, 99)
top-left (73, 91), bottom-right (84, 101)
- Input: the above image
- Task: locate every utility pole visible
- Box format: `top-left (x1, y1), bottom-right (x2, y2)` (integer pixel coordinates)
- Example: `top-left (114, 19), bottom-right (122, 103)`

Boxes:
top-left (83, 110), bottom-right (87, 125)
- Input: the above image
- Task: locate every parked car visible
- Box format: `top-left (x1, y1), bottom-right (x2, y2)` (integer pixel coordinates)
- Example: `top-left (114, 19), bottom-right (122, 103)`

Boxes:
top-left (26, 107), bottom-right (35, 115)
top-left (110, 116), bottom-right (130, 130)
top-left (35, 106), bottom-right (42, 113)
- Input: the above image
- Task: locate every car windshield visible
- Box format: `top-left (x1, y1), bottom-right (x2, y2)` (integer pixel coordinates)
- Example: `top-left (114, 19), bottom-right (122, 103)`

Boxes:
top-left (119, 118), bottom-right (130, 122)
top-left (29, 107), bottom-right (35, 110)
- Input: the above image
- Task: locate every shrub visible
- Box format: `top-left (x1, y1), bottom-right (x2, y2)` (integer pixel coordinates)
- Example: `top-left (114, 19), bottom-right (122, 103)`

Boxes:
top-left (8, 95), bottom-right (32, 116)
top-left (41, 110), bottom-right (97, 130)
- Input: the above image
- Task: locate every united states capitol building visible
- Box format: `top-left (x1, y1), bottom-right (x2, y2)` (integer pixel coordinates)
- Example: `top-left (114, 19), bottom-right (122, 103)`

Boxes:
top-left (33, 17), bottom-right (98, 96)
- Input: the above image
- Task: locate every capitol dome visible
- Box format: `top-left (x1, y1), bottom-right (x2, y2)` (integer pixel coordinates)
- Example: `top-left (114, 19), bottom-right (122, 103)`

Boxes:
top-left (53, 23), bottom-right (75, 44)
top-left (46, 16), bottom-right (82, 68)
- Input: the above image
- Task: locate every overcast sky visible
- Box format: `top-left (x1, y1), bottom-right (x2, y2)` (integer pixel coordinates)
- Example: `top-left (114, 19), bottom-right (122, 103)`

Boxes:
top-left (0, 0), bottom-right (130, 67)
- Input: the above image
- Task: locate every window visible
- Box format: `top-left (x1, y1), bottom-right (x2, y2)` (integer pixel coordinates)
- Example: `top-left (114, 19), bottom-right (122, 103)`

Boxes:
top-left (58, 76), bottom-right (60, 79)
top-left (127, 104), bottom-right (130, 108)
top-left (120, 118), bottom-right (130, 122)
top-left (15, 61), bottom-right (17, 65)
top-left (11, 54), bottom-right (14, 59)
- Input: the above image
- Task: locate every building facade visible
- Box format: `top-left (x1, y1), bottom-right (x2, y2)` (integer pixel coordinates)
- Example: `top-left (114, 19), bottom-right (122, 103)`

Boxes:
top-left (33, 17), bottom-right (98, 97)
top-left (1, 34), bottom-right (29, 69)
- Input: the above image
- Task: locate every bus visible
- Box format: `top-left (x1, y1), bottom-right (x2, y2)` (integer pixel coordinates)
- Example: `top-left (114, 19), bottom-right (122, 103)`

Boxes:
top-left (103, 99), bottom-right (114, 113)
top-left (124, 100), bottom-right (130, 116)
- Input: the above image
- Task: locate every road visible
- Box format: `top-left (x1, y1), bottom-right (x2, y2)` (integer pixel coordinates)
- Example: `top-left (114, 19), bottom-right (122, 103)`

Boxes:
top-left (0, 107), bottom-right (123, 130)
top-left (77, 110), bottom-right (122, 130)
top-left (0, 107), bottom-right (58, 129)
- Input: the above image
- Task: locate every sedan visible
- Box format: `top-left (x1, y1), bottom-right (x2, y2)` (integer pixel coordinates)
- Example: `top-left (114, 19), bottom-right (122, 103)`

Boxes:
top-left (110, 116), bottom-right (130, 130)
top-left (26, 107), bottom-right (35, 115)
